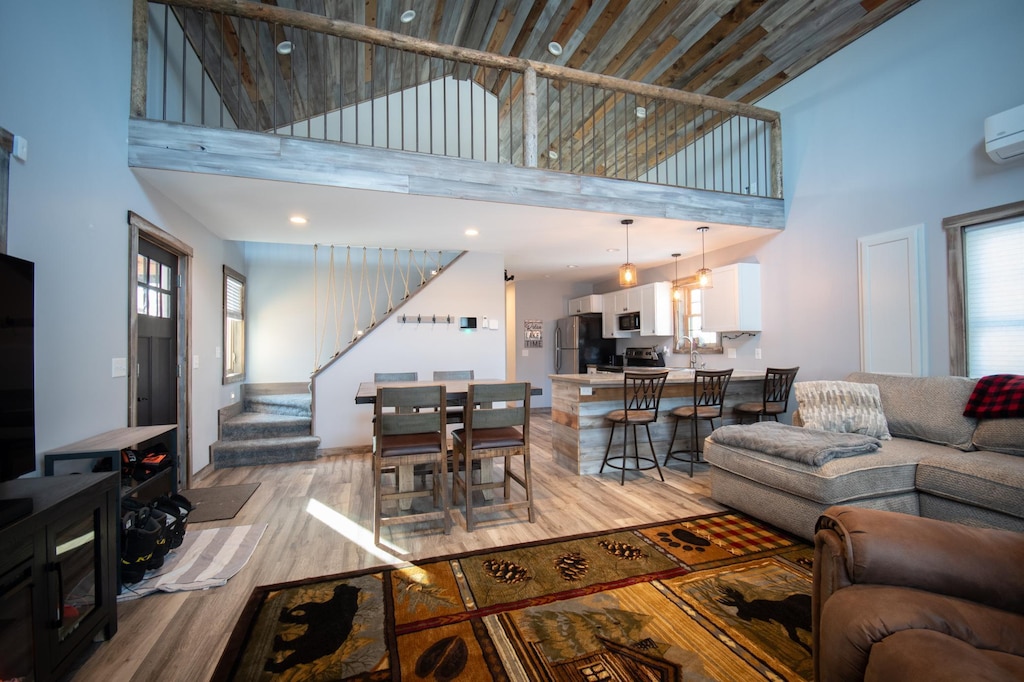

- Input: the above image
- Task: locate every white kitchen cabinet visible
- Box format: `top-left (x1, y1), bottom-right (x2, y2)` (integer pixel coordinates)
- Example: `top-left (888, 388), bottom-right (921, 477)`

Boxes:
top-left (601, 292), bottom-right (628, 338)
top-left (567, 294), bottom-right (603, 315)
top-left (640, 281), bottom-right (672, 336)
top-left (607, 288), bottom-right (641, 314)
top-left (702, 263), bottom-right (761, 332)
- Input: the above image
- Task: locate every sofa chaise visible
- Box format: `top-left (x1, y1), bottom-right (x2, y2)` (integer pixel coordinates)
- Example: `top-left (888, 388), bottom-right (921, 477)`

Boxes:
top-left (702, 372), bottom-right (1024, 540)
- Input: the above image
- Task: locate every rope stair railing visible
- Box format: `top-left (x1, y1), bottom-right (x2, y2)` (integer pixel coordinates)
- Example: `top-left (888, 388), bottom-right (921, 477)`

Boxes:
top-left (311, 245), bottom-right (460, 375)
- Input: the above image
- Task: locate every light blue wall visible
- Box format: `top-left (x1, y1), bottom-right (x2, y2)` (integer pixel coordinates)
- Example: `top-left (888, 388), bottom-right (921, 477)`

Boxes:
top-left (0, 0), bottom-right (243, 475)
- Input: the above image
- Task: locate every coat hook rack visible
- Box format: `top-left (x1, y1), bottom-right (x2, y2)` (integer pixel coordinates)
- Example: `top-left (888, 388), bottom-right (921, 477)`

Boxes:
top-left (398, 314), bottom-right (454, 324)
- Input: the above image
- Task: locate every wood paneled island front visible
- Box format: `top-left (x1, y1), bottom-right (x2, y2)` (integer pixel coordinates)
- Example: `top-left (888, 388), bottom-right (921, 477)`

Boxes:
top-left (550, 370), bottom-right (767, 475)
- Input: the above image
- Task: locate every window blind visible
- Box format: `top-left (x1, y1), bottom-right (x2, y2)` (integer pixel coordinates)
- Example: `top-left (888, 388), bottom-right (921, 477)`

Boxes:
top-left (226, 276), bottom-right (244, 321)
top-left (964, 218), bottom-right (1024, 376)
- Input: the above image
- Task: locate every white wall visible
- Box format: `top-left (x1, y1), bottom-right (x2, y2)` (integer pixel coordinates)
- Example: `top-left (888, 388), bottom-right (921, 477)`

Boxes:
top-left (0, 0), bottom-right (242, 476)
top-left (304, 251), bottom-right (507, 449)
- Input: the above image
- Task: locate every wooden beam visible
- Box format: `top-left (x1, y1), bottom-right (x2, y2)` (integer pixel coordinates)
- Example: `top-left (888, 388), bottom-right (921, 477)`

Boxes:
top-left (131, 0), bottom-right (149, 118)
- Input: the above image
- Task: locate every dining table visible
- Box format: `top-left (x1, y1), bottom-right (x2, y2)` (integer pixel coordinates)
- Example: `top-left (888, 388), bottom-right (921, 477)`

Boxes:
top-left (355, 379), bottom-right (542, 509)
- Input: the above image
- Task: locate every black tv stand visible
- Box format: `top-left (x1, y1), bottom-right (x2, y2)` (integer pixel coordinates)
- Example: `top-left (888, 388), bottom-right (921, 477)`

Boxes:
top-left (0, 496), bottom-right (32, 529)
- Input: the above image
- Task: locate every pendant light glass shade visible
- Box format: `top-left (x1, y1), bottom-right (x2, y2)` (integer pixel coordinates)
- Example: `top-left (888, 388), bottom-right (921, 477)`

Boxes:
top-left (671, 253), bottom-right (682, 300)
top-left (618, 219), bottom-right (638, 287)
top-left (696, 226), bottom-right (713, 289)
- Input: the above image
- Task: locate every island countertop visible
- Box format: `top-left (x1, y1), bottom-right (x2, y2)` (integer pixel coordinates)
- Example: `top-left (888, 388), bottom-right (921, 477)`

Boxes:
top-left (549, 370), bottom-right (767, 476)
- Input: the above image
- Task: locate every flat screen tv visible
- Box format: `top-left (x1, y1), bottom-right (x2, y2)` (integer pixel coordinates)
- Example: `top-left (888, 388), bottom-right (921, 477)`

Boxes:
top-left (0, 252), bottom-right (36, 482)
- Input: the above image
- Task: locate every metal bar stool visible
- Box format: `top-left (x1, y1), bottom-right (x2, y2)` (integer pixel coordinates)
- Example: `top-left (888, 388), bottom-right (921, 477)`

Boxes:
top-left (451, 382), bottom-right (534, 531)
top-left (600, 370), bottom-right (670, 485)
top-left (373, 384), bottom-right (451, 545)
top-left (665, 369), bottom-right (733, 476)
top-left (734, 367), bottom-right (799, 423)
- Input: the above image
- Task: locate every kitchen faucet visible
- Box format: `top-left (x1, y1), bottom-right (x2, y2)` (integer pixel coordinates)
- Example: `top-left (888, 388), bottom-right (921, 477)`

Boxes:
top-left (680, 336), bottom-right (704, 369)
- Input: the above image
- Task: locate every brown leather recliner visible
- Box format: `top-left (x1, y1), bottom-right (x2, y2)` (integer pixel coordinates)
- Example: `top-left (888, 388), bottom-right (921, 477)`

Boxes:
top-left (812, 505), bottom-right (1024, 682)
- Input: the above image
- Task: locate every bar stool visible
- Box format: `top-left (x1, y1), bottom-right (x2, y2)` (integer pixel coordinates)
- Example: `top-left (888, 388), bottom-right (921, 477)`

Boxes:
top-left (665, 369), bottom-right (733, 477)
top-left (373, 385), bottom-right (451, 545)
top-left (451, 382), bottom-right (534, 531)
top-left (600, 370), bottom-right (670, 485)
top-left (374, 371), bottom-right (418, 383)
top-left (734, 367), bottom-right (800, 423)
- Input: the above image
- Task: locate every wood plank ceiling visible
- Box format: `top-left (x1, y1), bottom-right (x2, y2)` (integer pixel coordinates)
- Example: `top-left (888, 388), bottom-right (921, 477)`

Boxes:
top-left (205, 0), bottom-right (920, 124)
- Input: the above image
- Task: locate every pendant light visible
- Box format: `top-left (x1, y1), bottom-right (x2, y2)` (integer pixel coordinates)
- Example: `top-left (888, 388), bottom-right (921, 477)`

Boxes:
top-left (671, 253), bottom-right (682, 301)
top-left (618, 219), bottom-right (638, 287)
top-left (696, 226), bottom-right (713, 289)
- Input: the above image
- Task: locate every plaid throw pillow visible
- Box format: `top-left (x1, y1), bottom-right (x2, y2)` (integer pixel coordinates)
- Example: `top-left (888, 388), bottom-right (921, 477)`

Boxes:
top-left (964, 374), bottom-right (1024, 419)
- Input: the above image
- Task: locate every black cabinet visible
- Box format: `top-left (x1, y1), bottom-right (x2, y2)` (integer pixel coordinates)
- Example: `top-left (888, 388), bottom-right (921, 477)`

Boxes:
top-left (0, 472), bottom-right (118, 682)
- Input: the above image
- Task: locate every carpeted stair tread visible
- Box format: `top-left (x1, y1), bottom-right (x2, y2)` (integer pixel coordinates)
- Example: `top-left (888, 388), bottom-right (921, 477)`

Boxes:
top-left (244, 393), bottom-right (312, 418)
top-left (222, 412), bottom-right (312, 440)
top-left (212, 435), bottom-right (320, 468)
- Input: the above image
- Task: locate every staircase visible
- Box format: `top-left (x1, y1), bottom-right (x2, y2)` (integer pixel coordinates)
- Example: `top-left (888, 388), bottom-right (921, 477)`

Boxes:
top-left (211, 388), bottom-right (320, 468)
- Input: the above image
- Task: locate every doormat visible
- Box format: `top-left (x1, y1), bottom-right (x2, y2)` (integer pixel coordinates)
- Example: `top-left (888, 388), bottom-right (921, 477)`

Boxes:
top-left (213, 511), bottom-right (814, 681)
top-left (186, 483), bottom-right (261, 523)
top-left (118, 523), bottom-right (267, 601)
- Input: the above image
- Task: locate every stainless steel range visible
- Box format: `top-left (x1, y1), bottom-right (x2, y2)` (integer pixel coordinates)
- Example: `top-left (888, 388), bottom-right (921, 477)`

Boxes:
top-left (596, 346), bottom-right (666, 373)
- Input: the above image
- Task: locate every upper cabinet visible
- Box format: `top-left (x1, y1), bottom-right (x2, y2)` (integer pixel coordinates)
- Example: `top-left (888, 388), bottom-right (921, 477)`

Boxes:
top-left (601, 282), bottom-right (671, 338)
top-left (703, 263), bottom-right (762, 332)
top-left (640, 281), bottom-right (672, 336)
top-left (567, 294), bottom-right (603, 315)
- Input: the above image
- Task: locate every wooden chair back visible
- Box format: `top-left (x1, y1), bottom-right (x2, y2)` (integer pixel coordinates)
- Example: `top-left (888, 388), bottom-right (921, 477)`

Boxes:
top-left (433, 370), bottom-right (474, 381)
top-left (463, 382), bottom-right (531, 436)
top-left (374, 385), bottom-right (445, 443)
top-left (374, 371), bottom-right (418, 382)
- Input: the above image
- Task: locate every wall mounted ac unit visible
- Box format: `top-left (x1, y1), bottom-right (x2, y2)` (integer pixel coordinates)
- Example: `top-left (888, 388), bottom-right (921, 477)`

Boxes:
top-left (984, 103), bottom-right (1024, 164)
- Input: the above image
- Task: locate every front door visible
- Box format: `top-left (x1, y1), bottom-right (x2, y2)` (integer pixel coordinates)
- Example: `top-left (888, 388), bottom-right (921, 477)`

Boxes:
top-left (136, 239), bottom-right (178, 427)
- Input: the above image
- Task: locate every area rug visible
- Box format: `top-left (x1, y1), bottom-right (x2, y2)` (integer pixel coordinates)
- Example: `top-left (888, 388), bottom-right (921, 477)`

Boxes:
top-left (186, 483), bottom-right (261, 523)
top-left (118, 523), bottom-right (267, 601)
top-left (213, 512), bottom-right (813, 681)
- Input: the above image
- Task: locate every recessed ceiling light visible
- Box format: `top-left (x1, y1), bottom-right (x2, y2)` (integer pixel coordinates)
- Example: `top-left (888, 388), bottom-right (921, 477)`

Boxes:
top-left (276, 41), bottom-right (293, 55)
top-left (400, 10), bottom-right (416, 23)
top-left (636, 106), bottom-right (647, 118)
top-left (606, 248), bottom-right (620, 253)
top-left (566, 264), bottom-right (578, 268)
top-left (547, 41), bottom-right (563, 56)
top-left (289, 215), bottom-right (307, 225)
top-left (465, 228), bottom-right (479, 236)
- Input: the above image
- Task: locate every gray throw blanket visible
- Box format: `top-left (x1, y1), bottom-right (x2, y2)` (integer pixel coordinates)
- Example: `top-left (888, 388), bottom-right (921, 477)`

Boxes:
top-left (711, 422), bottom-right (881, 466)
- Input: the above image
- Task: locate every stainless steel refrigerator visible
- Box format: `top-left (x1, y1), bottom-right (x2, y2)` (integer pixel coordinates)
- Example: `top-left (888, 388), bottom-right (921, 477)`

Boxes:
top-left (554, 314), bottom-right (616, 374)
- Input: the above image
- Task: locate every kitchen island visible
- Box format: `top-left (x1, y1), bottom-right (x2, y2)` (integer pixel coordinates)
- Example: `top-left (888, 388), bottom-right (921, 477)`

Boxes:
top-left (550, 370), bottom-right (767, 475)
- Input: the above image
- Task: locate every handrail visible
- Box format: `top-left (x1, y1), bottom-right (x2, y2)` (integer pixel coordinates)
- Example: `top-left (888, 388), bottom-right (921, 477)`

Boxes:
top-left (132, 0), bottom-right (783, 197)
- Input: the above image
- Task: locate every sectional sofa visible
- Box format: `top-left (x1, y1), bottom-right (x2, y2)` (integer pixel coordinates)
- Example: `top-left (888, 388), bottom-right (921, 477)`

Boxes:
top-left (702, 372), bottom-right (1024, 540)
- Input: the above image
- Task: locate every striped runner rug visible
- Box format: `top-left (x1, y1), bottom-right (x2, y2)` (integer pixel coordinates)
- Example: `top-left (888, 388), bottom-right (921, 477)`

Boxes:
top-left (118, 523), bottom-right (267, 601)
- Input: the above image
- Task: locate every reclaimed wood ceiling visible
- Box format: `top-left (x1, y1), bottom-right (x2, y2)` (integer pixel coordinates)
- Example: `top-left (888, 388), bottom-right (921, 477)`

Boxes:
top-left (244, 0), bottom-right (920, 114)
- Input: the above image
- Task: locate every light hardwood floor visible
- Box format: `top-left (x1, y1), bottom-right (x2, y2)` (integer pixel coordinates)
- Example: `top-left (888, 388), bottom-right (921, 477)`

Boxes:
top-left (71, 410), bottom-right (725, 681)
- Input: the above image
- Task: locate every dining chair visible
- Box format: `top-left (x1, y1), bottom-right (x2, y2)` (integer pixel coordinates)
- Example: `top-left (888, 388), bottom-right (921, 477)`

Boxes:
top-left (734, 367), bottom-right (800, 423)
top-left (451, 382), bottom-right (535, 531)
top-left (374, 371), bottom-right (418, 383)
top-left (599, 370), bottom-right (670, 485)
top-left (373, 384), bottom-right (451, 545)
top-left (432, 370), bottom-right (475, 423)
top-left (665, 369), bottom-right (733, 477)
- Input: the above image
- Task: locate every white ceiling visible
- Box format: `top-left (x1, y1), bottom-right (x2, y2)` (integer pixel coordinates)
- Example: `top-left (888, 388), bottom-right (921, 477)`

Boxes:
top-left (135, 168), bottom-right (777, 283)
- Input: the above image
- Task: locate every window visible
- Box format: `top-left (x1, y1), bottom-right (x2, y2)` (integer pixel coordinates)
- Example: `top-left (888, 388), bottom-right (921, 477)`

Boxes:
top-left (673, 277), bottom-right (722, 354)
top-left (223, 266), bottom-right (246, 384)
top-left (137, 254), bottom-right (173, 318)
top-left (945, 201), bottom-right (1024, 377)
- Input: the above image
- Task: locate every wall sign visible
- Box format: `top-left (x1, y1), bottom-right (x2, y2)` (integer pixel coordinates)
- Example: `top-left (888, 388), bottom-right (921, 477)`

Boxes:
top-left (524, 319), bottom-right (542, 348)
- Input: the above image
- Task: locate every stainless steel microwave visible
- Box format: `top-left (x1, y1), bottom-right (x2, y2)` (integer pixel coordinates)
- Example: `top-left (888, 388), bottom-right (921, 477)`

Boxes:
top-left (617, 312), bottom-right (640, 331)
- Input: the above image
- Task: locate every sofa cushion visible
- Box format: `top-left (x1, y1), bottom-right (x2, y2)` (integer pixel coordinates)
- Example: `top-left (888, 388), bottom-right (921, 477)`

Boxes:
top-left (915, 450), bottom-right (1024, 520)
top-left (845, 373), bottom-right (977, 451)
top-left (703, 437), bottom-right (943, 505)
top-left (794, 380), bottom-right (891, 439)
top-left (973, 418), bottom-right (1024, 456)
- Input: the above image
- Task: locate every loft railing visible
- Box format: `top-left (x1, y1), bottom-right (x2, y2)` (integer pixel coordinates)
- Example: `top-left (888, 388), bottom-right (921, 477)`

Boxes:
top-left (132, 0), bottom-right (783, 199)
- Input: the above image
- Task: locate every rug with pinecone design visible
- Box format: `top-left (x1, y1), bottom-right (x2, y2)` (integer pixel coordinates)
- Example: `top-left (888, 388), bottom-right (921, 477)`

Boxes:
top-left (214, 511), bottom-right (814, 681)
